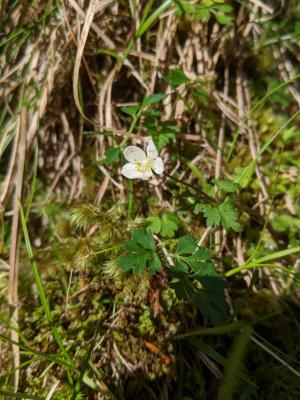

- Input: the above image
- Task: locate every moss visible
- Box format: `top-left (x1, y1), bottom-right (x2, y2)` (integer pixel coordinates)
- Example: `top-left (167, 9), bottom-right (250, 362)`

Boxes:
top-left (138, 307), bottom-right (155, 337)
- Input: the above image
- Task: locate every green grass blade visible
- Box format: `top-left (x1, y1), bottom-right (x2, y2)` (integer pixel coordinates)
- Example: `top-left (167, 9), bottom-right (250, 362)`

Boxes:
top-left (0, 333), bottom-right (74, 369)
top-left (236, 108), bottom-right (300, 184)
top-left (25, 144), bottom-right (38, 221)
top-left (226, 246), bottom-right (300, 277)
top-left (135, 0), bottom-right (173, 37)
top-left (227, 74), bottom-right (300, 162)
top-left (18, 200), bottom-right (75, 368)
top-left (187, 337), bottom-right (255, 387)
top-left (217, 325), bottom-right (253, 400)
top-left (172, 321), bottom-right (243, 340)
top-left (0, 391), bottom-right (44, 400)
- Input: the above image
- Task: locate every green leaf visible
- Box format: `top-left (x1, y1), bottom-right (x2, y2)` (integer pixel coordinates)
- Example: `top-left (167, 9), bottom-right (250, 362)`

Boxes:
top-left (212, 179), bottom-right (241, 193)
top-left (195, 7), bottom-right (211, 21)
top-left (176, 235), bottom-right (197, 255)
top-left (133, 253), bottom-right (149, 274)
top-left (189, 261), bottom-right (218, 277)
top-left (203, 205), bottom-right (221, 226)
top-left (122, 240), bottom-right (143, 253)
top-left (117, 228), bottom-right (162, 275)
top-left (192, 87), bottom-right (209, 106)
top-left (194, 203), bottom-right (205, 215)
top-left (169, 271), bottom-right (195, 299)
top-left (143, 93), bottom-right (167, 105)
top-left (234, 164), bottom-right (255, 189)
top-left (174, 258), bottom-right (189, 273)
top-left (218, 197), bottom-right (242, 232)
top-left (165, 67), bottom-right (189, 87)
top-left (145, 120), bottom-right (179, 150)
top-left (142, 108), bottom-right (161, 117)
top-left (132, 228), bottom-right (156, 251)
top-left (148, 254), bottom-right (162, 275)
top-left (272, 214), bottom-right (300, 233)
top-left (202, 183), bottom-right (215, 197)
top-left (121, 105), bottom-right (140, 117)
top-left (160, 212), bottom-right (179, 238)
top-left (195, 277), bottom-right (229, 325)
top-left (117, 253), bottom-right (141, 271)
top-left (146, 216), bottom-right (162, 234)
top-left (213, 4), bottom-right (233, 13)
top-left (104, 147), bottom-right (119, 164)
top-left (179, 248), bottom-right (216, 276)
top-left (212, 10), bottom-right (233, 25)
top-left (190, 248), bottom-right (210, 261)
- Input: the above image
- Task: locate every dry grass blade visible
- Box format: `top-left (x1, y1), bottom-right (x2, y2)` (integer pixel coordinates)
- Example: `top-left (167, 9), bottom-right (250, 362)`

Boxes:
top-left (8, 107), bottom-right (27, 391)
top-left (72, 0), bottom-right (110, 118)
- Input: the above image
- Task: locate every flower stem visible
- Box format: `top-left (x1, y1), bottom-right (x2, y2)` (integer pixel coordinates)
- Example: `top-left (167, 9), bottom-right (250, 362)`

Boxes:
top-left (127, 180), bottom-right (133, 221)
top-left (164, 172), bottom-right (216, 205)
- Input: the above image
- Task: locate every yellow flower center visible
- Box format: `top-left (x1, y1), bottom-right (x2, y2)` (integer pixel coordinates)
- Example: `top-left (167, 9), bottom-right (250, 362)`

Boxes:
top-left (135, 160), bottom-right (153, 172)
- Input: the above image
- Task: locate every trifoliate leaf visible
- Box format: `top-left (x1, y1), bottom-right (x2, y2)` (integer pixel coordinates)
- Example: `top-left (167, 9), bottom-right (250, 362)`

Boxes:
top-left (132, 228), bottom-right (156, 251)
top-left (143, 93), bottom-right (167, 105)
top-left (212, 179), bottom-right (241, 193)
top-left (203, 205), bottom-right (221, 226)
top-left (165, 68), bottom-right (189, 87)
top-left (146, 216), bottom-right (162, 234)
top-left (176, 235), bottom-right (197, 255)
top-left (104, 147), bottom-right (119, 164)
top-left (218, 197), bottom-right (242, 232)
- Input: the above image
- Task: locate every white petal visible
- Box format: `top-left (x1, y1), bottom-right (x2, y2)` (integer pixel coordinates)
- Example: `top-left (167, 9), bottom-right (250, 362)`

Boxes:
top-left (141, 169), bottom-right (153, 180)
top-left (146, 138), bottom-right (158, 160)
top-left (123, 146), bottom-right (147, 163)
top-left (121, 163), bottom-right (143, 179)
top-left (152, 157), bottom-right (164, 175)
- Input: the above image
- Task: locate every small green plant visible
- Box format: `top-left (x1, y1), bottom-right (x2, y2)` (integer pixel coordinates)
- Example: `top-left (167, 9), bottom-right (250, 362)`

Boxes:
top-left (174, 0), bottom-right (234, 25)
top-left (194, 179), bottom-right (242, 232)
top-left (117, 228), bottom-right (161, 274)
top-left (147, 211), bottom-right (180, 238)
top-left (117, 228), bottom-right (229, 325)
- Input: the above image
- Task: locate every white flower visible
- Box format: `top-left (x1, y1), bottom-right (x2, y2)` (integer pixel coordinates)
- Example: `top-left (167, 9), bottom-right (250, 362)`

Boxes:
top-left (121, 138), bottom-right (164, 180)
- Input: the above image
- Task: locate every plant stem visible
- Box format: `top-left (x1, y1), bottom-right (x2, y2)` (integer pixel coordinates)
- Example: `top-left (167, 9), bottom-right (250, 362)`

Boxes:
top-left (164, 172), bottom-right (217, 205)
